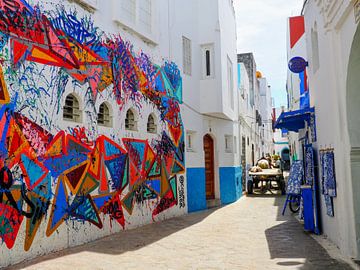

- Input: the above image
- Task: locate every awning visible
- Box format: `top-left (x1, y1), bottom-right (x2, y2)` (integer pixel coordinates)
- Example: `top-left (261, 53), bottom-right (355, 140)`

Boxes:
top-left (274, 107), bottom-right (315, 132)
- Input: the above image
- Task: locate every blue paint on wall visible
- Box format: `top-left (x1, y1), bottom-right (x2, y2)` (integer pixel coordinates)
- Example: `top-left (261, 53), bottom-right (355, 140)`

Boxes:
top-left (186, 167), bottom-right (207, 212)
top-left (219, 166), bottom-right (242, 204)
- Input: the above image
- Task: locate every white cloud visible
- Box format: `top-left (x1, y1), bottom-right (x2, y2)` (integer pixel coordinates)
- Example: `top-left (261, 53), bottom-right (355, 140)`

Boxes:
top-left (235, 0), bottom-right (304, 107)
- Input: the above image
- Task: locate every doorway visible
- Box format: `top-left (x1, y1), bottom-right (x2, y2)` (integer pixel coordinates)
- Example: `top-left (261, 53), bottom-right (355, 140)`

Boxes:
top-left (281, 148), bottom-right (290, 171)
top-left (346, 23), bottom-right (360, 258)
top-left (251, 144), bottom-right (255, 165)
top-left (241, 136), bottom-right (246, 191)
top-left (203, 134), bottom-right (215, 200)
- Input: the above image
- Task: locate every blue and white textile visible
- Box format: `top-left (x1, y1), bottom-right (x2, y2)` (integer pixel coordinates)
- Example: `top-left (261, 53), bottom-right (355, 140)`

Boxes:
top-left (286, 160), bottom-right (303, 195)
top-left (321, 151), bottom-right (337, 197)
top-left (305, 145), bottom-right (314, 186)
top-left (324, 195), bottom-right (334, 217)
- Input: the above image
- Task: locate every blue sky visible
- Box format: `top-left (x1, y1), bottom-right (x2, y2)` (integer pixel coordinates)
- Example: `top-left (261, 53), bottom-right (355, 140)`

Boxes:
top-left (234, 0), bottom-right (304, 108)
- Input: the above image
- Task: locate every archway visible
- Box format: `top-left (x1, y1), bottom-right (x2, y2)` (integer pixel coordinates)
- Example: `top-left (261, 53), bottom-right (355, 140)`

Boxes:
top-left (281, 148), bottom-right (290, 171)
top-left (347, 24), bottom-right (360, 147)
top-left (346, 23), bottom-right (360, 257)
top-left (203, 134), bottom-right (215, 199)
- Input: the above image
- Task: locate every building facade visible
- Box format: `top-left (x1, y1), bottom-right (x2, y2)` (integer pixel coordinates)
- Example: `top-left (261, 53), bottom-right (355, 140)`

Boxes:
top-left (238, 53), bottom-right (273, 166)
top-left (183, 0), bottom-right (242, 211)
top-left (284, 0), bottom-right (360, 261)
top-left (0, 0), bottom-right (188, 266)
top-left (273, 107), bottom-right (290, 157)
top-left (258, 76), bottom-right (274, 157)
top-left (0, 0), bottom-right (251, 266)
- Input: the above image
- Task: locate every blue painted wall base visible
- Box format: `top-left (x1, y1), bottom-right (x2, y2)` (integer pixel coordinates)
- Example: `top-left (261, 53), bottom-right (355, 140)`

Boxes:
top-left (219, 167), bottom-right (242, 204)
top-left (186, 168), bottom-right (206, 212)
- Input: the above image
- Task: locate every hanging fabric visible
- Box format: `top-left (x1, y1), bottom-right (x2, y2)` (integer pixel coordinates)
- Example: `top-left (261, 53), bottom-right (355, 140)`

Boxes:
top-left (304, 144), bottom-right (314, 186)
top-left (322, 151), bottom-right (337, 197)
top-left (320, 148), bottom-right (336, 217)
top-left (324, 195), bottom-right (334, 217)
top-left (286, 160), bottom-right (303, 195)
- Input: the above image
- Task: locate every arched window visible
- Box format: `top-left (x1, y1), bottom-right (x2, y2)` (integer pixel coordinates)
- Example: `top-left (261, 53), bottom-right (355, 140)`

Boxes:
top-left (147, 114), bottom-right (157, 133)
top-left (125, 109), bottom-right (137, 131)
top-left (63, 94), bottom-right (81, 122)
top-left (98, 102), bottom-right (111, 127)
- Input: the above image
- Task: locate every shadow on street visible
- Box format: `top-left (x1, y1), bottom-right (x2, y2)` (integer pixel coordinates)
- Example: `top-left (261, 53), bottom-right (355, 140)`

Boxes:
top-left (259, 195), bottom-right (352, 269)
top-left (7, 207), bottom-right (221, 270)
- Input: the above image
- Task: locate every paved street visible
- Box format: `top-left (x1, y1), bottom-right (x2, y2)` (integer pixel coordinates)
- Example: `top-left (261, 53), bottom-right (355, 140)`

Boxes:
top-left (7, 194), bottom-right (353, 270)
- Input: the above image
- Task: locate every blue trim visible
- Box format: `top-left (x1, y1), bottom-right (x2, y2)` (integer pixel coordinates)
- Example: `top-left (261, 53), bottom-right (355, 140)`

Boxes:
top-left (219, 166), bottom-right (242, 204)
top-left (274, 107), bottom-right (315, 132)
top-left (186, 168), bottom-right (207, 212)
top-left (237, 63), bottom-right (241, 90)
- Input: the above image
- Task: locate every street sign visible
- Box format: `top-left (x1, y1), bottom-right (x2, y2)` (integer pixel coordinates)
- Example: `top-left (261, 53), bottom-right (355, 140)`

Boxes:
top-left (355, 0), bottom-right (360, 24)
top-left (288, 56), bottom-right (308, 73)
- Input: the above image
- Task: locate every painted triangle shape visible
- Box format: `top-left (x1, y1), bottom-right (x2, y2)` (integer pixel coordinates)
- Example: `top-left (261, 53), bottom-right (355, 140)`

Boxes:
top-left (121, 157), bottom-right (129, 190)
top-left (67, 136), bottom-right (92, 154)
top-left (142, 184), bottom-right (158, 200)
top-left (104, 139), bottom-right (124, 158)
top-left (104, 154), bottom-right (127, 190)
top-left (123, 140), bottom-right (147, 172)
top-left (66, 163), bottom-right (88, 192)
top-left (0, 203), bottom-right (24, 249)
top-left (146, 179), bottom-right (161, 195)
top-left (169, 176), bottom-right (177, 200)
top-left (43, 16), bottom-right (79, 69)
top-left (8, 126), bottom-right (25, 157)
top-left (152, 189), bottom-right (176, 218)
top-left (78, 173), bottom-right (99, 195)
top-left (0, 66), bottom-right (10, 104)
top-left (20, 154), bottom-right (48, 189)
top-left (12, 39), bottom-right (29, 67)
top-left (148, 156), bottom-right (161, 178)
top-left (92, 193), bottom-right (113, 210)
top-left (99, 159), bottom-right (109, 192)
top-left (71, 195), bottom-right (102, 228)
top-left (172, 160), bottom-right (184, 175)
top-left (46, 178), bottom-right (68, 236)
top-left (160, 162), bottom-right (170, 196)
top-left (122, 191), bottom-right (135, 214)
top-left (44, 131), bottom-right (65, 158)
top-left (129, 162), bottom-right (141, 187)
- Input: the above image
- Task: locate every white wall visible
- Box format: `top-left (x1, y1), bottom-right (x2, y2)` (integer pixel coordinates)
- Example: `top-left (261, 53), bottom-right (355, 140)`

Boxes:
top-left (0, 0), bottom-right (187, 267)
top-left (300, 0), bottom-right (359, 259)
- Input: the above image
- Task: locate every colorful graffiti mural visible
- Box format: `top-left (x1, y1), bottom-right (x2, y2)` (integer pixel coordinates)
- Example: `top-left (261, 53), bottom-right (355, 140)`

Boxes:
top-left (0, 0), bottom-right (185, 251)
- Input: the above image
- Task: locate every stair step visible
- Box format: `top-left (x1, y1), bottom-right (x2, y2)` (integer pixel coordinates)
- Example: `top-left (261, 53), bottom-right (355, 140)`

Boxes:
top-left (207, 198), bottom-right (221, 209)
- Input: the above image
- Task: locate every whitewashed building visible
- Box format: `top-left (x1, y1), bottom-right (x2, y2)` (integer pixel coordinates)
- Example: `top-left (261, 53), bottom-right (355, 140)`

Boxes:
top-left (238, 53), bottom-right (274, 166)
top-left (282, 0), bottom-right (360, 262)
top-left (0, 0), bottom-right (247, 266)
top-left (273, 107), bottom-right (290, 157)
top-left (180, 0), bottom-right (242, 210)
top-left (258, 76), bottom-right (274, 156)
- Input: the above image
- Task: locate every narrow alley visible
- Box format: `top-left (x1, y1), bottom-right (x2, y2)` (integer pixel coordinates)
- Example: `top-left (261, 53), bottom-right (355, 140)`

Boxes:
top-left (8, 194), bottom-right (352, 270)
top-left (0, 0), bottom-right (360, 268)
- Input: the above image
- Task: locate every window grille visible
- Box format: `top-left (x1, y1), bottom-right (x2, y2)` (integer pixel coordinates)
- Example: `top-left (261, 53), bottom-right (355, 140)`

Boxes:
top-left (98, 102), bottom-right (111, 127)
top-left (63, 94), bottom-right (81, 122)
top-left (183, 36), bottom-right (192, 75)
top-left (125, 109), bottom-right (137, 131)
top-left (147, 114), bottom-right (157, 133)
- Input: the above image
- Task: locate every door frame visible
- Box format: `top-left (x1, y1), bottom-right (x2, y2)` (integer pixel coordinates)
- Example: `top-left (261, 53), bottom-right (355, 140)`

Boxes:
top-left (203, 133), bottom-right (216, 200)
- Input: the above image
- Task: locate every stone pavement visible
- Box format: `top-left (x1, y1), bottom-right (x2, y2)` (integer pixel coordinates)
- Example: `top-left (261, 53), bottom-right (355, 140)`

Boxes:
top-left (7, 194), bottom-right (353, 270)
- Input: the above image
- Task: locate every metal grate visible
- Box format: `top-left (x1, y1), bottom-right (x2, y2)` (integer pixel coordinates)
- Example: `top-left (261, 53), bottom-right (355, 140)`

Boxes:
top-left (63, 94), bottom-right (81, 122)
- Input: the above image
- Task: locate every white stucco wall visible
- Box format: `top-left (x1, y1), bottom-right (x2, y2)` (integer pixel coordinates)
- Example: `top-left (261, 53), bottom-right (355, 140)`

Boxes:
top-left (0, 0), bottom-right (188, 267)
top-left (300, 0), bottom-right (359, 259)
